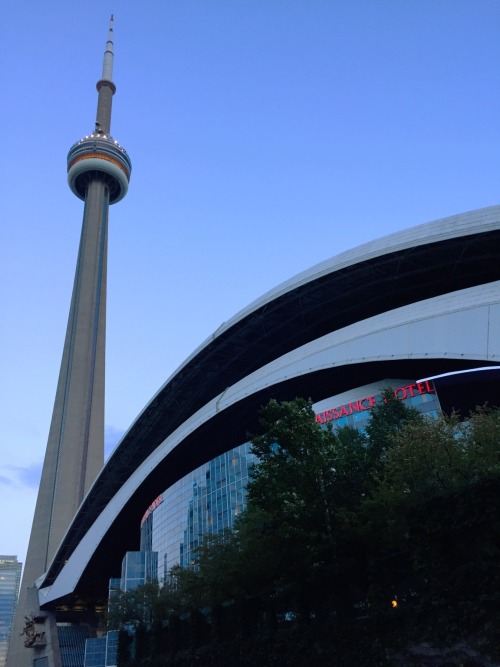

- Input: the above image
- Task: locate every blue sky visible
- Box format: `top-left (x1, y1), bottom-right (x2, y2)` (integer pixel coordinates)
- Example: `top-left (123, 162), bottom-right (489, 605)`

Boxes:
top-left (1, 0), bottom-right (499, 564)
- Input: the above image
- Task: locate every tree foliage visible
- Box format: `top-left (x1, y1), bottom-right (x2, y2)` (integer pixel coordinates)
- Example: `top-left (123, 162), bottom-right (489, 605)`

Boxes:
top-left (112, 395), bottom-right (500, 665)
top-left (107, 579), bottom-right (184, 630)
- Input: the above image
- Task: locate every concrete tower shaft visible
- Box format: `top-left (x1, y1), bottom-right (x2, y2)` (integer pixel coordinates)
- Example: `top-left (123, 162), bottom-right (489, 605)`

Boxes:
top-left (7, 18), bottom-right (130, 667)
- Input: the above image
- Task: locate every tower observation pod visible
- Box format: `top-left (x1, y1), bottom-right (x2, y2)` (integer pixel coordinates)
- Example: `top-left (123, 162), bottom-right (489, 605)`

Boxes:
top-left (7, 16), bottom-right (131, 667)
top-left (67, 16), bottom-right (131, 203)
top-left (67, 134), bottom-right (131, 203)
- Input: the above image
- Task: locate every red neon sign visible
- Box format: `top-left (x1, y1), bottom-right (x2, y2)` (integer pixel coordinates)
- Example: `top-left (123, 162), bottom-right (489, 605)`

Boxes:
top-left (315, 381), bottom-right (435, 425)
top-left (140, 494), bottom-right (164, 527)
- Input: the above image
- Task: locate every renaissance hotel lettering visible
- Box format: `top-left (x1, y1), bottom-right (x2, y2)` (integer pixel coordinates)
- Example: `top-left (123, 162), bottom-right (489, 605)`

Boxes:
top-left (315, 381), bottom-right (435, 424)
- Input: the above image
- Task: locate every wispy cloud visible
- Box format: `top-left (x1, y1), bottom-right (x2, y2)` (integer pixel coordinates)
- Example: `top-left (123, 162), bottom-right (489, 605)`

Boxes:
top-left (0, 429), bottom-right (124, 489)
top-left (0, 462), bottom-right (42, 489)
top-left (17, 463), bottom-right (42, 488)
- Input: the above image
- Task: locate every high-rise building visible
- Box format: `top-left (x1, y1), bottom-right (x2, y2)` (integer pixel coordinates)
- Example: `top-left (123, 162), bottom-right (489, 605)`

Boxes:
top-left (0, 557), bottom-right (22, 667)
top-left (7, 17), bottom-right (130, 667)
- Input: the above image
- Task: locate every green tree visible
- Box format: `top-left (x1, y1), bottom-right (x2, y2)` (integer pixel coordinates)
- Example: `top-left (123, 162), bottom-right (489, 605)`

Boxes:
top-left (237, 398), bottom-right (373, 613)
top-left (360, 403), bottom-right (500, 647)
top-left (107, 579), bottom-right (184, 630)
top-left (249, 398), bottom-right (371, 529)
top-left (370, 407), bottom-right (500, 512)
top-left (365, 388), bottom-right (423, 468)
top-left (168, 532), bottom-right (245, 608)
top-left (113, 399), bottom-right (500, 663)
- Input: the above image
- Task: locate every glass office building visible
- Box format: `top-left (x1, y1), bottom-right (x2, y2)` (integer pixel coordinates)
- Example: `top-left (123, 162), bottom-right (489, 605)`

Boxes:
top-left (83, 632), bottom-right (117, 667)
top-left (120, 552), bottom-right (158, 592)
top-left (140, 443), bottom-right (256, 581)
top-left (0, 556), bottom-right (22, 667)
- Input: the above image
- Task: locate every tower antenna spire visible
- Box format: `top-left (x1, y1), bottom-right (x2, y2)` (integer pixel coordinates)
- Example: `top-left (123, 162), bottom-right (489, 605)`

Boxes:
top-left (95, 14), bottom-right (117, 134)
top-left (102, 14), bottom-right (114, 82)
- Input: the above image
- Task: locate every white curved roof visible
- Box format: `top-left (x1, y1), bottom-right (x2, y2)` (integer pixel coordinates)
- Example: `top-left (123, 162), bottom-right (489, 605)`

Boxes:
top-left (39, 204), bottom-right (500, 605)
top-left (161, 205), bottom-right (500, 392)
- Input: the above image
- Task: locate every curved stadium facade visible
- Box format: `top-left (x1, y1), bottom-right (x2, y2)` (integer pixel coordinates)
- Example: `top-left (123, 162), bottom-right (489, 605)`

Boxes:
top-left (39, 205), bottom-right (500, 613)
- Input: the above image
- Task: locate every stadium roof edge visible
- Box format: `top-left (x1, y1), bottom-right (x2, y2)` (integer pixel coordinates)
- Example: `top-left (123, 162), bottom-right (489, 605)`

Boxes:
top-left (153, 205), bottom-right (500, 396)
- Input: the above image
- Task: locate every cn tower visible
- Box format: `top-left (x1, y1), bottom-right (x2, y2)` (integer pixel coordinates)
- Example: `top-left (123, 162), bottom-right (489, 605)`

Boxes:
top-left (8, 17), bottom-right (131, 667)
